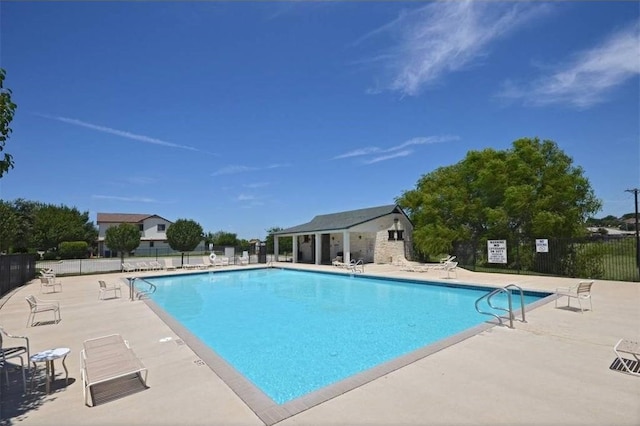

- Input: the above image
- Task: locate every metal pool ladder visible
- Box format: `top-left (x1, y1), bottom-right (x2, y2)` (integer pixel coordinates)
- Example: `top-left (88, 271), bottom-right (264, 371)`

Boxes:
top-left (475, 284), bottom-right (526, 329)
top-left (130, 277), bottom-right (157, 300)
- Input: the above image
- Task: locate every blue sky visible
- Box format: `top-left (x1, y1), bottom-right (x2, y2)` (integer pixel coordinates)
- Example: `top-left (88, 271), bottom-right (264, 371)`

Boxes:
top-left (1, 1), bottom-right (638, 240)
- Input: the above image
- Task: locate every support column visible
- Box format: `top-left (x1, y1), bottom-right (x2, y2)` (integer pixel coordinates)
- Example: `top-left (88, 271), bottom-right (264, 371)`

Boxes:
top-left (315, 233), bottom-right (321, 265)
top-left (292, 236), bottom-right (298, 263)
top-left (274, 236), bottom-right (279, 262)
top-left (343, 230), bottom-right (350, 264)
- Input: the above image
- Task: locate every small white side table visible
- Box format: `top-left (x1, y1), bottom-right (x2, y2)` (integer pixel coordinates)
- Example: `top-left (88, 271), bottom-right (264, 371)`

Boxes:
top-left (30, 347), bottom-right (70, 394)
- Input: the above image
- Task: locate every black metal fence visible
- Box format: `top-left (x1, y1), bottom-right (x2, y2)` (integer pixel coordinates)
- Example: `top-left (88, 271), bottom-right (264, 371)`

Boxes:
top-left (0, 253), bottom-right (37, 298)
top-left (454, 235), bottom-right (639, 282)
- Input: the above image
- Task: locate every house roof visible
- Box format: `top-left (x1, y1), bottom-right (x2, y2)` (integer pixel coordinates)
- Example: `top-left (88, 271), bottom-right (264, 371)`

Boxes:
top-left (273, 204), bottom-right (407, 235)
top-left (96, 213), bottom-right (172, 224)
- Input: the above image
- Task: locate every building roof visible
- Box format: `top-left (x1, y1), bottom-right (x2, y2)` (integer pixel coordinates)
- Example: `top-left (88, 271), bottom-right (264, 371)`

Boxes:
top-left (273, 204), bottom-right (408, 235)
top-left (96, 213), bottom-right (172, 224)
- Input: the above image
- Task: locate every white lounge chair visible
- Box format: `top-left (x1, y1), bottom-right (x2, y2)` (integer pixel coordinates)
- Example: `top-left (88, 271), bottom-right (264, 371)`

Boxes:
top-left (39, 268), bottom-right (56, 279)
top-left (0, 326), bottom-right (30, 392)
top-left (148, 261), bottom-right (163, 270)
top-left (122, 262), bottom-right (136, 273)
top-left (81, 334), bottom-right (148, 406)
top-left (238, 251), bottom-right (249, 266)
top-left (202, 256), bottom-right (215, 268)
top-left (332, 258), bottom-right (348, 268)
top-left (431, 261), bottom-right (458, 278)
top-left (163, 258), bottom-right (176, 271)
top-left (136, 262), bottom-right (150, 271)
top-left (40, 276), bottom-right (62, 293)
top-left (555, 280), bottom-right (594, 313)
top-left (350, 259), bottom-right (365, 273)
top-left (25, 295), bottom-right (61, 327)
top-left (98, 280), bottom-right (122, 300)
top-left (612, 339), bottom-right (640, 376)
top-left (211, 255), bottom-right (229, 267)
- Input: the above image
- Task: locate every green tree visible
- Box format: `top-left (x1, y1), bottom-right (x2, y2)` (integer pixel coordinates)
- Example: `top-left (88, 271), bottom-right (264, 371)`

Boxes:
top-left (105, 223), bottom-right (141, 267)
top-left (397, 137), bottom-right (602, 258)
top-left (32, 204), bottom-right (97, 251)
top-left (0, 68), bottom-right (17, 178)
top-left (0, 200), bottom-right (18, 252)
top-left (209, 231), bottom-right (239, 247)
top-left (59, 241), bottom-right (89, 259)
top-left (166, 219), bottom-right (203, 266)
top-left (9, 199), bottom-right (41, 252)
top-left (265, 227), bottom-right (292, 255)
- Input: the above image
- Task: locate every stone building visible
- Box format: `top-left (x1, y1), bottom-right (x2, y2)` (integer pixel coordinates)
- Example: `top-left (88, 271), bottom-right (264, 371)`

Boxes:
top-left (271, 204), bottom-right (413, 265)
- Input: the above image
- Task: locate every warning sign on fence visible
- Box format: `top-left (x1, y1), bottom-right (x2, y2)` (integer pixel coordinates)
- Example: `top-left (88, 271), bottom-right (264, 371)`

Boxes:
top-left (536, 239), bottom-right (549, 253)
top-left (487, 240), bottom-right (507, 264)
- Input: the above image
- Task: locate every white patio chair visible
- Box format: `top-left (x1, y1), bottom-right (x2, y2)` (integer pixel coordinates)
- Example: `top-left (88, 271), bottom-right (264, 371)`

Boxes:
top-left (0, 326), bottom-right (30, 392)
top-left (98, 280), bottom-right (122, 300)
top-left (555, 280), bottom-right (594, 313)
top-left (40, 276), bottom-right (62, 293)
top-left (25, 295), bottom-right (61, 327)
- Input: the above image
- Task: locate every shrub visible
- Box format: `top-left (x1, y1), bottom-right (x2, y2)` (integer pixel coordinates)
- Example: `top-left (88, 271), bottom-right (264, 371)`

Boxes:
top-left (59, 241), bottom-right (88, 259)
top-left (42, 251), bottom-right (59, 260)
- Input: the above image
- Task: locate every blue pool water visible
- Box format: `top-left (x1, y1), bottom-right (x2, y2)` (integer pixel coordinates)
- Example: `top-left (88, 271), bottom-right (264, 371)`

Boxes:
top-left (145, 269), bottom-right (546, 404)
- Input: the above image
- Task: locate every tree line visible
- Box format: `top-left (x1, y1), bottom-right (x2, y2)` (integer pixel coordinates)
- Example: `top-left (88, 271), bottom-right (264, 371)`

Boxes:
top-left (0, 199), bottom-right (284, 260)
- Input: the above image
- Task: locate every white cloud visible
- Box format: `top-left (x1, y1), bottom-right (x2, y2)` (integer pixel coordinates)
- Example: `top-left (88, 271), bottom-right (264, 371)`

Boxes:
top-left (497, 20), bottom-right (640, 108)
top-left (212, 165), bottom-right (257, 176)
top-left (266, 163), bottom-right (291, 169)
top-left (387, 135), bottom-right (460, 152)
top-left (237, 194), bottom-right (257, 201)
top-left (92, 194), bottom-right (158, 203)
top-left (333, 147), bottom-right (381, 159)
top-left (364, 150), bottom-right (413, 164)
top-left (333, 135), bottom-right (459, 164)
top-left (38, 114), bottom-right (206, 152)
top-left (212, 163), bottom-right (289, 176)
top-left (360, 1), bottom-right (548, 96)
top-left (244, 182), bottom-right (270, 189)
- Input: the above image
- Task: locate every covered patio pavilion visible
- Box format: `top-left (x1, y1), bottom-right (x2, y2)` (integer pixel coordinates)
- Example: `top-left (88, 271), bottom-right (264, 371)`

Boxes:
top-left (272, 204), bottom-right (413, 265)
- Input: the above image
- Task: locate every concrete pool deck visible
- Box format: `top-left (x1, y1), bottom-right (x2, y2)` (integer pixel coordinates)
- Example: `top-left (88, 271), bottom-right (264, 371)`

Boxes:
top-left (0, 263), bottom-right (638, 425)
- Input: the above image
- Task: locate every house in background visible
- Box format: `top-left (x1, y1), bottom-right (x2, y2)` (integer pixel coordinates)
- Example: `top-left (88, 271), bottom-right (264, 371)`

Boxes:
top-left (272, 204), bottom-right (413, 265)
top-left (96, 213), bottom-right (173, 257)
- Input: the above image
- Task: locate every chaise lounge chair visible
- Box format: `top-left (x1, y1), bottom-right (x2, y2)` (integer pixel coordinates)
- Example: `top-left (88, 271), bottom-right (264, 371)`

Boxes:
top-left (432, 261), bottom-right (458, 278)
top-left (555, 280), bottom-right (594, 313)
top-left (612, 339), bottom-right (640, 376)
top-left (81, 334), bottom-right (148, 406)
top-left (350, 259), bottom-right (365, 273)
top-left (136, 262), bottom-right (150, 271)
top-left (122, 262), bottom-right (136, 273)
top-left (148, 261), bottom-right (163, 271)
top-left (163, 258), bottom-right (176, 271)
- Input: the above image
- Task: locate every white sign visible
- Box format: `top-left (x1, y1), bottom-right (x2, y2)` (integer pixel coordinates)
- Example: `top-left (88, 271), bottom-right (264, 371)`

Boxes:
top-left (536, 239), bottom-right (549, 253)
top-left (487, 240), bottom-right (507, 264)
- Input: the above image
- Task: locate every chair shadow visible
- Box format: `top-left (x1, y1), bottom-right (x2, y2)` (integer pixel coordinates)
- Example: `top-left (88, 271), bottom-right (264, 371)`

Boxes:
top-left (609, 357), bottom-right (640, 375)
top-left (554, 305), bottom-right (590, 313)
top-left (30, 319), bottom-right (61, 327)
top-left (0, 365), bottom-right (74, 422)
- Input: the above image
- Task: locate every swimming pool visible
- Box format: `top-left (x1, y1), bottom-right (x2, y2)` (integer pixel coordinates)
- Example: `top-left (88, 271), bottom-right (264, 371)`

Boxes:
top-left (144, 268), bottom-right (549, 405)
